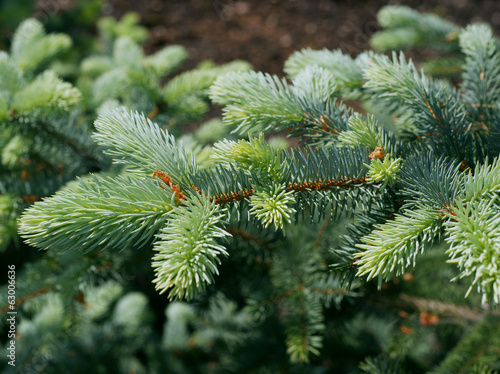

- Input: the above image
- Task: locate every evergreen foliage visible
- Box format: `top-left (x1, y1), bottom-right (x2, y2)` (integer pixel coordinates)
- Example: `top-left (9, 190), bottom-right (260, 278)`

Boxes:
top-left (369, 5), bottom-right (500, 79)
top-left (0, 18), bottom-right (104, 251)
top-left (3, 5), bottom-right (500, 374)
top-left (370, 5), bottom-right (459, 53)
top-left (0, 12), bottom-right (249, 253)
top-left (0, 12), bottom-right (256, 372)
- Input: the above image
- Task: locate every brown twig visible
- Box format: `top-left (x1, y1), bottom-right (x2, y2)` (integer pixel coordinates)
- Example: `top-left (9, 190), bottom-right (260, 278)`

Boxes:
top-left (0, 286), bottom-right (52, 315)
top-left (153, 170), bottom-right (373, 206)
top-left (398, 293), bottom-right (497, 322)
top-left (147, 107), bottom-right (160, 120)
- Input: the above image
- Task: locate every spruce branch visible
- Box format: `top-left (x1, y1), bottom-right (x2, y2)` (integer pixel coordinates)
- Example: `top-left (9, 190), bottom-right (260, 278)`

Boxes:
top-left (460, 24), bottom-right (500, 123)
top-left (112, 36), bottom-right (144, 68)
top-left (10, 7), bottom-right (500, 370)
top-left (210, 70), bottom-right (304, 134)
top-left (90, 67), bottom-right (131, 107)
top-left (81, 35), bottom-right (236, 120)
top-left (93, 108), bottom-right (198, 187)
top-left (271, 245), bottom-right (326, 363)
top-left (127, 65), bottom-right (163, 103)
top-left (12, 71), bottom-right (82, 116)
top-left (211, 66), bottom-right (382, 145)
top-left (0, 169), bottom-right (71, 205)
top-left (335, 112), bottom-right (403, 159)
top-left (429, 315), bottom-right (500, 374)
top-left (445, 197), bottom-right (500, 304)
top-left (284, 48), bottom-right (371, 98)
top-left (151, 194), bottom-right (231, 300)
top-left (355, 206), bottom-right (443, 283)
top-left (351, 155), bottom-right (500, 301)
top-left (363, 52), bottom-right (479, 163)
top-left (370, 5), bottom-right (459, 53)
top-left (399, 154), bottom-right (464, 210)
top-left (19, 174), bottom-right (174, 252)
top-left (143, 45), bottom-right (187, 77)
top-left (338, 113), bottom-right (383, 149)
top-left (376, 5), bottom-right (454, 31)
top-left (283, 145), bottom-right (370, 187)
top-left (10, 18), bottom-right (71, 73)
top-left (267, 235), bottom-right (358, 363)
top-left (309, 273), bottom-right (359, 308)
top-left (189, 143), bottom-right (375, 211)
top-left (209, 67), bottom-right (337, 135)
top-left (464, 157), bottom-right (500, 200)
top-left (1, 134), bottom-right (29, 168)
top-left (291, 66), bottom-right (338, 103)
top-left (28, 116), bottom-right (104, 166)
top-left (294, 100), bottom-right (353, 144)
top-left (284, 48), bottom-right (356, 79)
top-left (364, 52), bottom-right (467, 136)
top-left (284, 292), bottom-right (324, 363)
top-left (0, 51), bottom-right (25, 94)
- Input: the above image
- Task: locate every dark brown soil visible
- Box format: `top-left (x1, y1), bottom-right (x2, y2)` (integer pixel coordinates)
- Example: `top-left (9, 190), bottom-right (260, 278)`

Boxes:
top-left (105, 0), bottom-right (500, 76)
